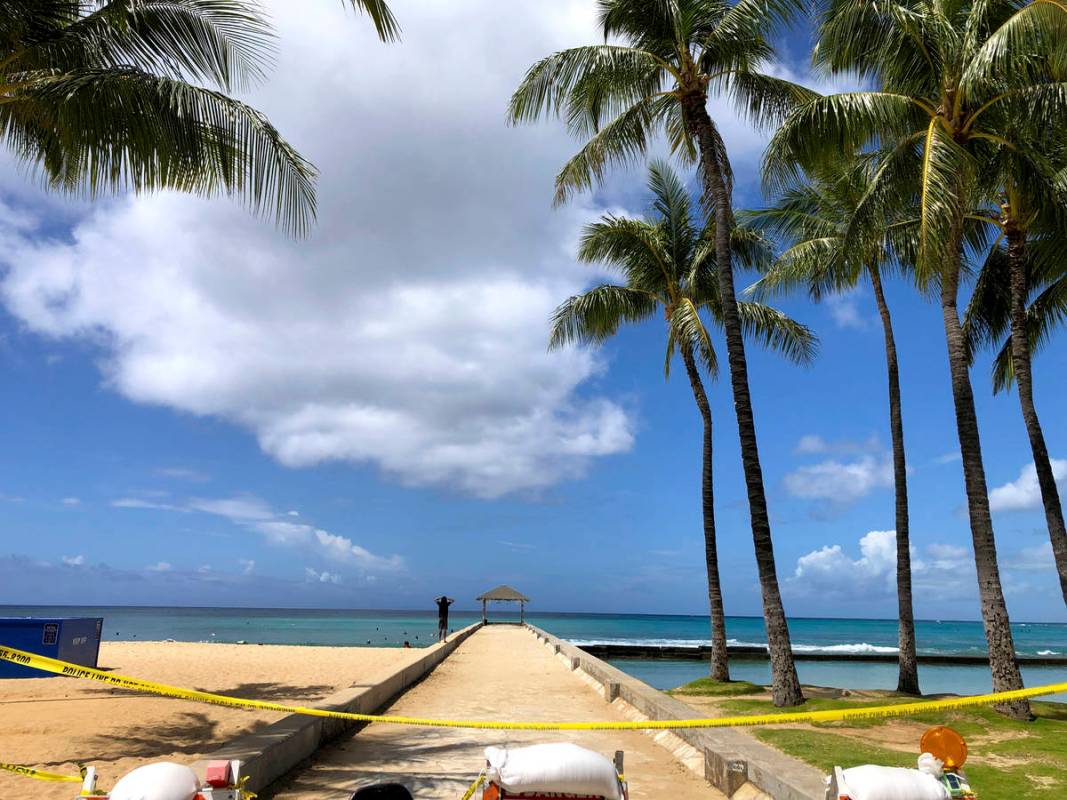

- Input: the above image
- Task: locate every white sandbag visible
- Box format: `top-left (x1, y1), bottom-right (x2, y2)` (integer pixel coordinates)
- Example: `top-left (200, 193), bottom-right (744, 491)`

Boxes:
top-left (486, 743), bottom-right (622, 800)
top-left (841, 765), bottom-right (950, 800)
top-left (917, 753), bottom-right (945, 777)
top-left (109, 762), bottom-right (200, 800)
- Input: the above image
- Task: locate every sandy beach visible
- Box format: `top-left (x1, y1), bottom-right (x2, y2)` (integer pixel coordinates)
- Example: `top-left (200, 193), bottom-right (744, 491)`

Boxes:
top-left (0, 641), bottom-right (423, 799)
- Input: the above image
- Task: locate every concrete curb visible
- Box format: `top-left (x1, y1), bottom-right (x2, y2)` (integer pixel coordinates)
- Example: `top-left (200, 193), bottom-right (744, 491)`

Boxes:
top-left (192, 622), bottom-right (483, 793)
top-left (525, 623), bottom-right (825, 800)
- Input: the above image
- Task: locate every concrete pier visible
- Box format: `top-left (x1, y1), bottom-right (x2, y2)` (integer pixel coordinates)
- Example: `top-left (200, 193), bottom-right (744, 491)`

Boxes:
top-left (267, 626), bottom-right (728, 799)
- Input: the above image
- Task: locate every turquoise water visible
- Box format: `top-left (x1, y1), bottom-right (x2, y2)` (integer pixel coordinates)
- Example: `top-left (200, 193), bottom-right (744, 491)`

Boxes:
top-left (5, 606), bottom-right (1064, 655)
top-left (613, 659), bottom-right (1067, 701)
top-left (3, 605), bottom-right (1065, 698)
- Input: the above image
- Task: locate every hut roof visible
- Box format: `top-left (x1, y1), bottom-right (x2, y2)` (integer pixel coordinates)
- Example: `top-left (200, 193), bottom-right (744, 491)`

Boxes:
top-left (476, 584), bottom-right (530, 602)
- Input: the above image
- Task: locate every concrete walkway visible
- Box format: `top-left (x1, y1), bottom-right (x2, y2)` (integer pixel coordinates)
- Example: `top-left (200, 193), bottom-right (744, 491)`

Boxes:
top-left (269, 626), bottom-right (725, 799)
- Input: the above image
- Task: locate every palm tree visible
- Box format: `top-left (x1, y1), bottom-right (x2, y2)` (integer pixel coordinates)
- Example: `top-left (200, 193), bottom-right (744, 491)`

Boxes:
top-left (0, 0), bottom-right (398, 236)
top-left (550, 160), bottom-right (816, 684)
top-left (743, 155), bottom-right (921, 694)
top-left (509, 0), bottom-right (814, 708)
top-left (763, 0), bottom-right (1067, 719)
top-left (963, 169), bottom-right (1067, 606)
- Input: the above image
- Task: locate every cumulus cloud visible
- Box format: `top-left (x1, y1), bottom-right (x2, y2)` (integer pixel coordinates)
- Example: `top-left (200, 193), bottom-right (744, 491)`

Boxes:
top-left (61, 497), bottom-right (81, 506)
top-left (988, 459), bottom-right (1067, 512)
top-left (0, 0), bottom-right (650, 499)
top-left (784, 454), bottom-right (894, 504)
top-left (789, 530), bottom-right (899, 596)
top-left (61, 554), bottom-right (85, 566)
top-left (239, 559), bottom-right (256, 576)
top-left (146, 561), bottom-right (172, 572)
top-left (784, 533), bottom-right (1065, 606)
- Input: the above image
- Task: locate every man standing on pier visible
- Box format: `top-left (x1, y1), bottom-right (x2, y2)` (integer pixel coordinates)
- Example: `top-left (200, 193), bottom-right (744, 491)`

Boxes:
top-left (435, 595), bottom-right (454, 642)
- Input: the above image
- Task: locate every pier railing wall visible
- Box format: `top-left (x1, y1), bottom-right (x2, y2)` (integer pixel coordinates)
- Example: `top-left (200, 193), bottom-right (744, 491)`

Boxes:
top-left (525, 623), bottom-right (826, 800)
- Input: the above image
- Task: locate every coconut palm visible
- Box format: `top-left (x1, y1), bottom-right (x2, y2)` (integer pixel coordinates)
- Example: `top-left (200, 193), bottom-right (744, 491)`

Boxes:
top-left (763, 0), bottom-right (1067, 719)
top-left (550, 160), bottom-right (816, 684)
top-left (743, 155), bottom-right (921, 694)
top-left (510, 0), bottom-right (815, 708)
top-left (963, 155), bottom-right (1067, 606)
top-left (0, 0), bottom-right (398, 236)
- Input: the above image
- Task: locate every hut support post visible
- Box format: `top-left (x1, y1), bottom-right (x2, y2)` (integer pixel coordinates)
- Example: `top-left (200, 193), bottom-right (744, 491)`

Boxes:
top-left (520, 600), bottom-right (525, 624)
top-left (482, 599), bottom-right (487, 625)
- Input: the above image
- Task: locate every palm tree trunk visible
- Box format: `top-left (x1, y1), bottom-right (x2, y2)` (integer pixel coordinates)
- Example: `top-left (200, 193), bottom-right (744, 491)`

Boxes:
top-left (941, 233), bottom-right (1032, 720)
top-left (1004, 219), bottom-right (1067, 606)
top-left (680, 345), bottom-right (731, 682)
top-left (680, 90), bottom-right (803, 707)
top-left (869, 267), bottom-right (920, 695)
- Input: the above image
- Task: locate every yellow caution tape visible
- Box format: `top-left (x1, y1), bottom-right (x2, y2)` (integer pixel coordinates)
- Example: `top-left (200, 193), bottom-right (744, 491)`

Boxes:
top-left (460, 772), bottom-right (486, 800)
top-left (1, 644), bottom-right (1065, 731)
top-left (0, 762), bottom-right (82, 783)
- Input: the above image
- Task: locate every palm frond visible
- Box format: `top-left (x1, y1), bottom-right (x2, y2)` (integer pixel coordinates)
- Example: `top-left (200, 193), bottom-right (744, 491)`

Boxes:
top-left (1, 67), bottom-right (316, 234)
top-left (735, 301), bottom-right (818, 364)
top-left (964, 0), bottom-right (1067, 94)
top-left (916, 118), bottom-right (975, 280)
top-left (345, 0), bottom-right (400, 42)
top-left (548, 284), bottom-right (660, 349)
top-left (720, 71), bottom-right (820, 131)
top-left (553, 94), bottom-right (674, 206)
top-left (961, 244), bottom-right (1012, 362)
top-left (762, 92), bottom-right (928, 194)
top-left (577, 214), bottom-right (673, 291)
top-left (669, 297), bottom-right (719, 375)
top-left (507, 45), bottom-right (666, 126)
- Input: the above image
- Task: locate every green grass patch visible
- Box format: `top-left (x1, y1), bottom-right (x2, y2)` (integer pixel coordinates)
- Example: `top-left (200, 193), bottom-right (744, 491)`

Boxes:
top-left (667, 677), bottom-right (763, 697)
top-left (730, 696), bottom-right (1067, 800)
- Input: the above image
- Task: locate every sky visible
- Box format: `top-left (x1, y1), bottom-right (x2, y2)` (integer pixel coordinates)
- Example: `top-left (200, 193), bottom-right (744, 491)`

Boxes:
top-left (1, 0), bottom-right (1065, 623)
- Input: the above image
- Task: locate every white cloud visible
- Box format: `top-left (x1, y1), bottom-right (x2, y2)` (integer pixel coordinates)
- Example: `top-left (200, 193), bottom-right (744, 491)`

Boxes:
top-left (147, 561), bottom-right (172, 572)
top-left (933, 451), bottom-right (961, 465)
top-left (188, 496), bottom-right (274, 522)
top-left (61, 554), bottom-right (85, 567)
top-left (112, 497), bottom-right (187, 512)
top-left (825, 288), bottom-right (870, 330)
top-left (926, 543), bottom-right (968, 562)
top-left (61, 497), bottom-right (81, 506)
top-left (794, 433), bottom-right (880, 456)
top-left (239, 559), bottom-right (256, 576)
top-left (784, 454), bottom-right (894, 504)
top-left (789, 532), bottom-right (977, 599)
top-left (988, 459), bottom-right (1067, 512)
top-left (1006, 542), bottom-right (1056, 572)
top-left (197, 564), bottom-right (212, 574)
top-left (789, 530), bottom-right (899, 596)
top-left (184, 494), bottom-right (403, 573)
top-left (305, 567), bottom-right (342, 585)
top-left (0, 0), bottom-right (644, 499)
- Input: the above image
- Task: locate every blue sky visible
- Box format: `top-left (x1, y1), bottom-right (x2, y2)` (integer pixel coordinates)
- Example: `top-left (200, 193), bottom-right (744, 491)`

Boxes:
top-left (0, 0), bottom-right (1064, 623)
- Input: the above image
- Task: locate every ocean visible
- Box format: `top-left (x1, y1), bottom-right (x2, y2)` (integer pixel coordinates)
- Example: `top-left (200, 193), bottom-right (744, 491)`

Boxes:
top-left (4, 605), bottom-right (1066, 699)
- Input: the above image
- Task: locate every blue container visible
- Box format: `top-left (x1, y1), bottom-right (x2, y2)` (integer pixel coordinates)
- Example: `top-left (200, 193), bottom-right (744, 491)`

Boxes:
top-left (0, 617), bottom-right (103, 678)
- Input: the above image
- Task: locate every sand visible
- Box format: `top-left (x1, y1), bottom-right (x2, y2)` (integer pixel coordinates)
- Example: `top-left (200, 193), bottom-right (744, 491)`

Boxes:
top-left (0, 641), bottom-right (424, 799)
top-left (269, 626), bottom-right (725, 799)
